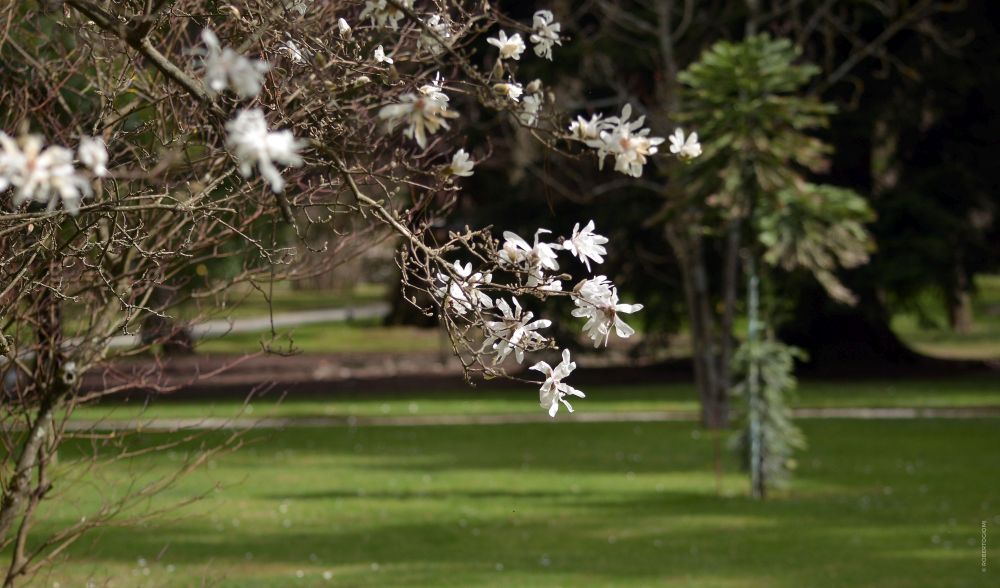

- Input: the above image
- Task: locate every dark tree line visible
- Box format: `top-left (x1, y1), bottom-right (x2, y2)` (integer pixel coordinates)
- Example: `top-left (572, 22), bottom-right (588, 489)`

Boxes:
top-left (438, 1), bottom-right (998, 380)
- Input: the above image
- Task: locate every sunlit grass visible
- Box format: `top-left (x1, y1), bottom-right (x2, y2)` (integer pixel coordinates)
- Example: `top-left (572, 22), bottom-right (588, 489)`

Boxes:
top-left (17, 419), bottom-right (1000, 587)
top-left (69, 376), bottom-right (1000, 422)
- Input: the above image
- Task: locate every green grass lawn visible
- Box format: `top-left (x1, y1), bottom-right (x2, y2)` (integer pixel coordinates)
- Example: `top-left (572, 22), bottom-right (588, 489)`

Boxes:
top-left (193, 319), bottom-right (443, 354)
top-left (17, 419), bottom-right (1000, 587)
top-left (69, 376), bottom-right (1000, 422)
top-left (181, 282), bottom-right (389, 319)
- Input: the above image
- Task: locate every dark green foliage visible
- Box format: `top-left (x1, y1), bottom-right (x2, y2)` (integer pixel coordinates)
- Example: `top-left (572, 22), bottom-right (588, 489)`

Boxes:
top-left (676, 34), bottom-right (874, 304)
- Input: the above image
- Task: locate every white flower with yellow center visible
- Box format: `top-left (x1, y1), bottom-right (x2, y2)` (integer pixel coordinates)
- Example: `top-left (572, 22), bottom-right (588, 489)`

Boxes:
top-left (487, 30), bottom-right (526, 61)
top-left (378, 78), bottom-right (458, 149)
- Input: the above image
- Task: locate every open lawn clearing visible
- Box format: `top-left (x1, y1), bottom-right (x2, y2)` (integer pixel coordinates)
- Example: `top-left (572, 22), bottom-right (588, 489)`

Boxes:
top-left (16, 419), bottom-right (999, 587)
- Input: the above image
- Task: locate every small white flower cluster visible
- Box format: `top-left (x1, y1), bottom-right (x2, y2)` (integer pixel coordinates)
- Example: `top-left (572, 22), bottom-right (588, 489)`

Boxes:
top-left (225, 109), bottom-right (306, 193)
top-left (0, 132), bottom-right (107, 215)
top-left (518, 80), bottom-right (545, 126)
top-left (488, 30), bottom-right (526, 61)
top-left (568, 105), bottom-right (701, 177)
top-left (359, 0), bottom-right (413, 30)
top-left (530, 10), bottom-right (562, 60)
top-left (487, 10), bottom-right (562, 63)
top-left (199, 29), bottom-right (269, 98)
top-left (482, 11), bottom-right (562, 127)
top-left (379, 75), bottom-right (459, 149)
top-left (417, 14), bottom-right (453, 56)
top-left (447, 149), bottom-right (475, 177)
top-left (492, 80), bottom-right (524, 103)
top-left (373, 45), bottom-right (393, 64)
top-left (580, 104), bottom-right (664, 178)
top-left (432, 220), bottom-right (641, 417)
top-left (532, 350), bottom-right (583, 417)
top-left (571, 275), bottom-right (643, 347)
top-left (435, 260), bottom-right (493, 315)
top-left (499, 228), bottom-right (561, 290)
top-left (196, 29), bottom-right (307, 193)
top-left (282, 40), bottom-right (306, 64)
top-left (669, 128), bottom-right (702, 160)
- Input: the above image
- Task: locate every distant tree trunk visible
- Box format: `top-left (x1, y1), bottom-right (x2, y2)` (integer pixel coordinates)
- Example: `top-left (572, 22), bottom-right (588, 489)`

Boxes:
top-left (946, 263), bottom-right (974, 334)
top-left (666, 216), bottom-right (732, 429)
top-left (140, 285), bottom-right (193, 355)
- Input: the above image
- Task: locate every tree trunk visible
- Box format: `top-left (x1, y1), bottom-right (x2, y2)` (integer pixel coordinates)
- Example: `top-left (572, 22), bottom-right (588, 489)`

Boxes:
top-left (140, 285), bottom-right (193, 355)
top-left (667, 218), bottom-right (730, 429)
top-left (946, 264), bottom-right (974, 334)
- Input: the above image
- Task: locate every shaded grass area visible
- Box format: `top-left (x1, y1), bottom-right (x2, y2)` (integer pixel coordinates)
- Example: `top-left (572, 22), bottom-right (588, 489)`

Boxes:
top-left (893, 274), bottom-right (1000, 360)
top-left (18, 419), bottom-right (1000, 587)
top-left (71, 376), bottom-right (1000, 422)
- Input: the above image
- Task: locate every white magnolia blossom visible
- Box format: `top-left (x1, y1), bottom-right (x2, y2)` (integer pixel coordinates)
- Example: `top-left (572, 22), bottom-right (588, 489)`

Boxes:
top-left (282, 40), bottom-right (305, 64)
top-left (373, 45), bottom-right (393, 64)
top-left (378, 78), bottom-right (458, 149)
top-left (669, 128), bottom-right (702, 160)
top-left (417, 14), bottom-right (452, 55)
top-left (359, 0), bottom-right (412, 29)
top-left (199, 29), bottom-right (269, 99)
top-left (337, 18), bottom-right (352, 39)
top-left (448, 149), bottom-right (475, 177)
top-left (518, 93), bottom-right (542, 125)
top-left (77, 136), bottom-right (108, 177)
top-left (568, 114), bottom-right (608, 142)
top-left (484, 298), bottom-right (551, 364)
top-left (562, 220), bottom-right (608, 271)
top-left (531, 349), bottom-right (585, 417)
top-left (487, 30), bottom-right (526, 61)
top-left (499, 229), bottom-right (560, 287)
top-left (586, 104), bottom-right (664, 178)
top-left (225, 109), bottom-right (306, 193)
top-left (529, 10), bottom-right (562, 60)
top-left (0, 133), bottom-right (92, 215)
top-left (493, 82), bottom-right (523, 102)
top-left (436, 260), bottom-right (493, 315)
top-left (571, 277), bottom-right (643, 347)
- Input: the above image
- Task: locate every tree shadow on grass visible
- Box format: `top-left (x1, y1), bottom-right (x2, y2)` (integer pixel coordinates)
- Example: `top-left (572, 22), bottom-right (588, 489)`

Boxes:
top-left (41, 419), bottom-right (1000, 586)
top-left (36, 485), bottom-right (991, 588)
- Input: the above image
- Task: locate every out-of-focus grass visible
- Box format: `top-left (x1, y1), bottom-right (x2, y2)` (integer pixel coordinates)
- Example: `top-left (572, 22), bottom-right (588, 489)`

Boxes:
top-left (193, 319), bottom-right (443, 354)
top-left (17, 419), bottom-right (1000, 587)
top-left (179, 281), bottom-right (389, 319)
top-left (69, 376), bottom-right (1000, 422)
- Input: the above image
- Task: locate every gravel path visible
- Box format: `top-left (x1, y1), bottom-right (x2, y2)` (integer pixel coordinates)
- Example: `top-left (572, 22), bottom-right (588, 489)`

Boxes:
top-left (60, 406), bottom-right (1000, 432)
